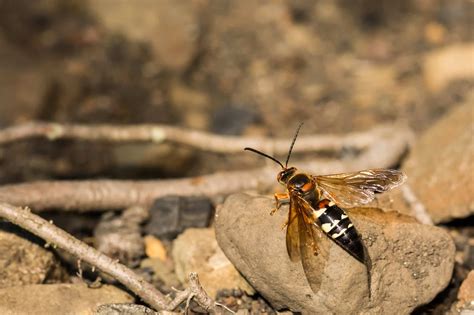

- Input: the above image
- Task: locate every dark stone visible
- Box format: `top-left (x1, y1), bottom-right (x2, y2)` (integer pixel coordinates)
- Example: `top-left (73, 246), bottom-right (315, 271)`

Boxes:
top-left (144, 196), bottom-right (213, 239)
top-left (211, 104), bottom-right (259, 135)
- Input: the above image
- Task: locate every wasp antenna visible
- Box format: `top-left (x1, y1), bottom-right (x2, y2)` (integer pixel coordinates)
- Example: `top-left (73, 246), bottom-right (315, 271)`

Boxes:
top-left (285, 122), bottom-right (304, 168)
top-left (244, 147), bottom-right (285, 169)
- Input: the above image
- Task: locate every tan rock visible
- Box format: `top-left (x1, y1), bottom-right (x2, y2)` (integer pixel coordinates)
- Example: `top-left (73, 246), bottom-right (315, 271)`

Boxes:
top-left (144, 235), bottom-right (167, 261)
top-left (172, 228), bottom-right (254, 298)
top-left (423, 43), bottom-right (474, 92)
top-left (402, 102), bottom-right (473, 223)
top-left (0, 229), bottom-right (65, 287)
top-left (215, 193), bottom-right (455, 315)
top-left (458, 271), bottom-right (474, 309)
top-left (0, 283), bottom-right (133, 315)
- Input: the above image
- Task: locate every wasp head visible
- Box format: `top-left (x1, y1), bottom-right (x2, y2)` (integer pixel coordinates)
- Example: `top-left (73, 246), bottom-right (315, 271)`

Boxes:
top-left (245, 123), bottom-right (304, 185)
top-left (277, 167), bottom-right (297, 185)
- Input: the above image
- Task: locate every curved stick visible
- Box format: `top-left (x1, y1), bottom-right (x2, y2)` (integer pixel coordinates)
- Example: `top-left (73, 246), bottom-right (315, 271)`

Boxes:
top-left (0, 202), bottom-right (170, 310)
top-left (0, 126), bottom-right (411, 212)
top-left (0, 203), bottom-right (227, 312)
top-left (0, 121), bottom-right (401, 155)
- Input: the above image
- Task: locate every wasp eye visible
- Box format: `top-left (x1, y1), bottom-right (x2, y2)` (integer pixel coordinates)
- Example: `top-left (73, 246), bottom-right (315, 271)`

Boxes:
top-left (278, 168), bottom-right (296, 184)
top-left (277, 172), bottom-right (285, 184)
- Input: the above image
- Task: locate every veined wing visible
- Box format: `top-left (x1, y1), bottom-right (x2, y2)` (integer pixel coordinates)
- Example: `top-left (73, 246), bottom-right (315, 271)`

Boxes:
top-left (295, 196), bottom-right (331, 293)
top-left (313, 169), bottom-right (406, 208)
top-left (286, 197), bottom-right (300, 262)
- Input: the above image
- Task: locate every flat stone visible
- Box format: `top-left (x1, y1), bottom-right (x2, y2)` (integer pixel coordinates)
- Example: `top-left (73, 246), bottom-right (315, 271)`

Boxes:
top-left (215, 193), bottom-right (455, 315)
top-left (0, 283), bottom-right (133, 315)
top-left (172, 228), bottom-right (254, 298)
top-left (402, 102), bottom-right (473, 223)
top-left (95, 303), bottom-right (157, 315)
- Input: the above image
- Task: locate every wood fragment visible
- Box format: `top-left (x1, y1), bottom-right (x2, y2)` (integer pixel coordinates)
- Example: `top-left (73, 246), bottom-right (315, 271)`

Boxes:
top-left (0, 121), bottom-right (402, 155)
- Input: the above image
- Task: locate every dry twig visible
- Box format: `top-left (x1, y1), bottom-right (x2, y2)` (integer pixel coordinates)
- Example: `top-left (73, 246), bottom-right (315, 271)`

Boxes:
top-left (0, 123), bottom-right (413, 311)
top-left (0, 202), bottom-right (228, 313)
top-left (0, 121), bottom-right (401, 154)
top-left (168, 273), bottom-right (233, 314)
top-left (0, 125), bottom-right (412, 211)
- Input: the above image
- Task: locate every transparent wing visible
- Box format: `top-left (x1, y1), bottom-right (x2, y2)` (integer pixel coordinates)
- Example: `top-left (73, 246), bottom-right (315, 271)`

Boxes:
top-left (286, 198), bottom-right (300, 262)
top-left (296, 196), bottom-right (331, 293)
top-left (313, 169), bottom-right (406, 208)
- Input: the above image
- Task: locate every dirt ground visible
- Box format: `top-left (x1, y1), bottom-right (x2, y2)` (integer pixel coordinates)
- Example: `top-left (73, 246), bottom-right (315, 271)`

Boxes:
top-left (0, 0), bottom-right (472, 183)
top-left (0, 0), bottom-right (472, 314)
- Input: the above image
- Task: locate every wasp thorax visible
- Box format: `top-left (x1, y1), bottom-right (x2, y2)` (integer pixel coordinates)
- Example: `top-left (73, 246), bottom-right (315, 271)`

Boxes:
top-left (277, 167), bottom-right (297, 184)
top-left (288, 173), bottom-right (312, 191)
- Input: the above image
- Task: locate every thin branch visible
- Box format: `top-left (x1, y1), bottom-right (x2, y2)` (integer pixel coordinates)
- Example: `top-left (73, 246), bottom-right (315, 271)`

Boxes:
top-left (0, 121), bottom-right (402, 155)
top-left (0, 203), bottom-right (229, 312)
top-left (0, 126), bottom-right (412, 211)
top-left (167, 273), bottom-right (233, 314)
top-left (0, 202), bottom-right (169, 310)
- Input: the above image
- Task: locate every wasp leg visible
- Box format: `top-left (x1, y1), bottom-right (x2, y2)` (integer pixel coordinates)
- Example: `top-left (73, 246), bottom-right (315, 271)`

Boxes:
top-left (271, 192), bottom-right (290, 215)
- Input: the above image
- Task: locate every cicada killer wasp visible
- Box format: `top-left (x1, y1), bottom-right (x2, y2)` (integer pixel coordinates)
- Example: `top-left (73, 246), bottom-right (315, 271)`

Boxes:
top-left (244, 123), bottom-right (406, 296)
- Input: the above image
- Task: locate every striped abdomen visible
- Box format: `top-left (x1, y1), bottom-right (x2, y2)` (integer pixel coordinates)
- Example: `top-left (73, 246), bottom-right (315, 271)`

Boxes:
top-left (311, 199), bottom-right (365, 263)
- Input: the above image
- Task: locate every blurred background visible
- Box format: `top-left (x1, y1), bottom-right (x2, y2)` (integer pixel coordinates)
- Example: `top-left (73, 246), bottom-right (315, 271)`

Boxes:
top-left (0, 0), bottom-right (472, 182)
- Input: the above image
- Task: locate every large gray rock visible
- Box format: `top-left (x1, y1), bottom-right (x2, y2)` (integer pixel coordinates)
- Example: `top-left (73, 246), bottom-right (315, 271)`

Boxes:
top-left (215, 193), bottom-right (455, 315)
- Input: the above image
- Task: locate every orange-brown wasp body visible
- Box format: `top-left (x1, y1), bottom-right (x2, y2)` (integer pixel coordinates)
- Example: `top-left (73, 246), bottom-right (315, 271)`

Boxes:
top-left (245, 123), bottom-right (406, 295)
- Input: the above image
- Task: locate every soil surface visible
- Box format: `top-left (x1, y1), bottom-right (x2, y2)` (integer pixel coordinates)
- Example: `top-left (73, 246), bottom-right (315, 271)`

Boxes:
top-left (0, 0), bottom-right (472, 184)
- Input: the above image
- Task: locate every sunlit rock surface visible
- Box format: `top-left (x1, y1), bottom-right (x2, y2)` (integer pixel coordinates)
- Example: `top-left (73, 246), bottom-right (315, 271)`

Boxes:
top-left (216, 193), bottom-right (455, 315)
